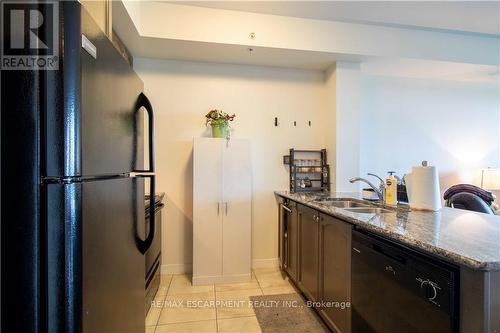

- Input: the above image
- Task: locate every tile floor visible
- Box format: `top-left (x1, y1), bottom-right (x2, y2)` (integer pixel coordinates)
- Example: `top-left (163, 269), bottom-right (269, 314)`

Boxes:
top-left (146, 268), bottom-right (297, 333)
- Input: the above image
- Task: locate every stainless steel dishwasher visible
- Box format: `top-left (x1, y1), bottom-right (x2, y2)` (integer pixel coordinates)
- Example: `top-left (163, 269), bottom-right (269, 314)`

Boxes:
top-left (351, 229), bottom-right (459, 333)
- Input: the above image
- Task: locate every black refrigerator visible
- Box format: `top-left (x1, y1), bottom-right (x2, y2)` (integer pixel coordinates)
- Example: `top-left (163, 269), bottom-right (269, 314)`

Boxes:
top-left (1, 2), bottom-right (155, 332)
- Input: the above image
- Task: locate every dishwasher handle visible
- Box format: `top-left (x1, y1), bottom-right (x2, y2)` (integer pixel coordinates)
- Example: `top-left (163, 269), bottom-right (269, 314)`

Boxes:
top-left (372, 244), bottom-right (407, 264)
top-left (353, 230), bottom-right (406, 265)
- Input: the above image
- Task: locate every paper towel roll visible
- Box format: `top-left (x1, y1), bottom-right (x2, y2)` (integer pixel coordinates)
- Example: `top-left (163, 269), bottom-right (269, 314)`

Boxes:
top-left (407, 164), bottom-right (442, 211)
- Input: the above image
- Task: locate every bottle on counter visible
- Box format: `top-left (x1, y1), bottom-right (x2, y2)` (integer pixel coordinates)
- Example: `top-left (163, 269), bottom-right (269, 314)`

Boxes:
top-left (384, 172), bottom-right (398, 205)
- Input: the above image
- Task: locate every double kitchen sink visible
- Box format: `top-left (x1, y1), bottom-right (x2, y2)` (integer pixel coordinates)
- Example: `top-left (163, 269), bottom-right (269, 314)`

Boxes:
top-left (313, 197), bottom-right (397, 214)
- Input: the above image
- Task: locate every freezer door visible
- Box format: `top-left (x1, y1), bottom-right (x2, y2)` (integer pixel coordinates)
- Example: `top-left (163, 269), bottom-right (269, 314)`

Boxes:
top-left (79, 20), bottom-right (144, 176)
top-left (46, 176), bottom-right (145, 333)
top-left (45, 3), bottom-right (145, 177)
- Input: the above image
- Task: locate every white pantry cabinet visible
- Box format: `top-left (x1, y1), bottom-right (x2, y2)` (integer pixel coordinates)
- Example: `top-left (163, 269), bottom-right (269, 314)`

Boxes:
top-left (193, 138), bottom-right (252, 285)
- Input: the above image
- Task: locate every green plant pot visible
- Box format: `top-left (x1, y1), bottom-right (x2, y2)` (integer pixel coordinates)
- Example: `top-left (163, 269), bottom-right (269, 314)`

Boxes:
top-left (211, 123), bottom-right (228, 138)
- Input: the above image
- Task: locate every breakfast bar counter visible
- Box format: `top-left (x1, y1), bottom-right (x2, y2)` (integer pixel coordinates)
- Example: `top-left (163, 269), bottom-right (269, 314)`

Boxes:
top-left (275, 191), bottom-right (500, 332)
top-left (275, 191), bottom-right (500, 271)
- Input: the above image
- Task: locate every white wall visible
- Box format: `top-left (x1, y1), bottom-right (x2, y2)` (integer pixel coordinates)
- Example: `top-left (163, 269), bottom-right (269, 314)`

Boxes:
top-left (360, 75), bottom-right (500, 194)
top-left (331, 62), bottom-right (362, 192)
top-left (134, 56), bottom-right (499, 271)
top-left (324, 65), bottom-right (337, 188)
top-left (134, 58), bottom-right (327, 272)
top-left (324, 62), bottom-right (364, 192)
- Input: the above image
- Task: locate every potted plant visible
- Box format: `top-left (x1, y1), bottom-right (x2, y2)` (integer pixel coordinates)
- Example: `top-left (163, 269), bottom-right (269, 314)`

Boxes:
top-left (205, 109), bottom-right (235, 138)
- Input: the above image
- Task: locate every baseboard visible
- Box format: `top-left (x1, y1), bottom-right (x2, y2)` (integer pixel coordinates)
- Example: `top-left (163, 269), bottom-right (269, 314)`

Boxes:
top-left (161, 259), bottom-right (279, 275)
top-left (161, 263), bottom-right (192, 275)
top-left (192, 273), bottom-right (252, 286)
top-left (252, 258), bottom-right (280, 269)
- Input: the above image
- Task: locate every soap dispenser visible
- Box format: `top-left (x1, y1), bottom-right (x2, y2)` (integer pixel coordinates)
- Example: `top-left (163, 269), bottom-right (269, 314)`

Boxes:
top-left (384, 172), bottom-right (398, 205)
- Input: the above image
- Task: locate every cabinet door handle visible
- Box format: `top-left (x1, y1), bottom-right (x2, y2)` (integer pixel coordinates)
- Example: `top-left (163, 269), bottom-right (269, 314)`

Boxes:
top-left (281, 204), bottom-right (292, 213)
top-left (217, 202), bottom-right (220, 216)
top-left (225, 202), bottom-right (228, 216)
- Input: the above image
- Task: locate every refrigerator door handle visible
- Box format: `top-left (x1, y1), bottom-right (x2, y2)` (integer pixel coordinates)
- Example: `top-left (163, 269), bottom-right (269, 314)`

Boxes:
top-left (135, 174), bottom-right (156, 254)
top-left (134, 92), bottom-right (155, 173)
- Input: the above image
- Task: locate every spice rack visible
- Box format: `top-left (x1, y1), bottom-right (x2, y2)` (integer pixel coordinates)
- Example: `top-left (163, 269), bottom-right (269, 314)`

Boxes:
top-left (286, 149), bottom-right (330, 192)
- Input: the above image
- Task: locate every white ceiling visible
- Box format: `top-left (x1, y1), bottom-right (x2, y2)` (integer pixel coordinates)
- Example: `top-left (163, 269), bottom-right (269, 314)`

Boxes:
top-left (175, 1), bottom-right (500, 36)
top-left (361, 57), bottom-right (500, 82)
top-left (113, 1), bottom-right (500, 77)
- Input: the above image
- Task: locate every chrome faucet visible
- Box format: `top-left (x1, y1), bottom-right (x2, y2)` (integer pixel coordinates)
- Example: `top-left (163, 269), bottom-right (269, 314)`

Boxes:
top-left (350, 173), bottom-right (385, 200)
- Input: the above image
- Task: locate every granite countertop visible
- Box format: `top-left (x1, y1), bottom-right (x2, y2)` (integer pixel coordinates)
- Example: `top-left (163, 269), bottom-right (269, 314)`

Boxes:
top-left (275, 191), bottom-right (500, 271)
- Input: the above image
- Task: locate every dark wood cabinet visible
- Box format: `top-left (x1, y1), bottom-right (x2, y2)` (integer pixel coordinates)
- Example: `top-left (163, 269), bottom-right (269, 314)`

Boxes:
top-left (280, 197), bottom-right (500, 333)
top-left (282, 203), bottom-right (352, 332)
top-left (286, 201), bottom-right (299, 281)
top-left (298, 204), bottom-right (320, 301)
top-left (279, 200), bottom-right (299, 282)
top-left (319, 213), bottom-right (352, 333)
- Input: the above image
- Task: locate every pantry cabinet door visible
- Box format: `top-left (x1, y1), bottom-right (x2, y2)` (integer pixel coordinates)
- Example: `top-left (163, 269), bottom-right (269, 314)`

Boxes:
top-left (193, 138), bottom-right (224, 280)
top-left (222, 139), bottom-right (252, 277)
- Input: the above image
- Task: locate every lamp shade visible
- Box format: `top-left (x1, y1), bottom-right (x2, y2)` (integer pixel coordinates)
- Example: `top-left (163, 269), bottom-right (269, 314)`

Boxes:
top-left (481, 168), bottom-right (500, 190)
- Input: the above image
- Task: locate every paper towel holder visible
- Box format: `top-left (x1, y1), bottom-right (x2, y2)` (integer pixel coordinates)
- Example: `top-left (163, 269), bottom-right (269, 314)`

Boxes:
top-left (406, 161), bottom-right (442, 211)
